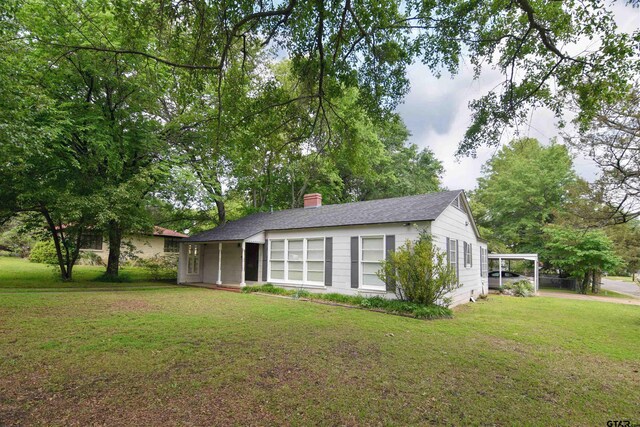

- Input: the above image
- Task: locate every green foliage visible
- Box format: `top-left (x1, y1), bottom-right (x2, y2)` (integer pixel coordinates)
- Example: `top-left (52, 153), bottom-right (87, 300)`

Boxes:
top-left (80, 251), bottom-right (104, 266)
top-left (378, 233), bottom-right (459, 307)
top-left (500, 280), bottom-right (535, 297)
top-left (471, 138), bottom-right (576, 253)
top-left (605, 221), bottom-right (640, 276)
top-left (137, 255), bottom-right (178, 281)
top-left (542, 225), bottom-right (622, 293)
top-left (242, 284), bottom-right (452, 319)
top-left (28, 240), bottom-right (59, 265)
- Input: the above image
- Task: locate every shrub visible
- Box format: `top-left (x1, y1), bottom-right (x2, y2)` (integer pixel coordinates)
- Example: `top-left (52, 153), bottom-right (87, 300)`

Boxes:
top-left (378, 233), bottom-right (460, 307)
top-left (80, 251), bottom-right (104, 266)
top-left (500, 280), bottom-right (535, 297)
top-left (242, 285), bottom-right (452, 319)
top-left (138, 254), bottom-right (178, 281)
top-left (29, 240), bottom-right (59, 265)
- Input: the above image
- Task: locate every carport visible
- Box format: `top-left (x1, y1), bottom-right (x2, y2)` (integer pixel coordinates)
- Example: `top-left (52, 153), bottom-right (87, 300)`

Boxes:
top-left (488, 253), bottom-right (539, 292)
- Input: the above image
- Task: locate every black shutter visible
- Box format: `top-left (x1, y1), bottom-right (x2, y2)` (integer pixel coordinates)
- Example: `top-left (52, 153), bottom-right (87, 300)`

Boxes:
top-left (385, 235), bottom-right (395, 292)
top-left (446, 238), bottom-right (450, 264)
top-left (463, 241), bottom-right (468, 267)
top-left (469, 243), bottom-right (473, 267)
top-left (262, 241), bottom-right (269, 282)
top-left (456, 240), bottom-right (460, 282)
top-left (324, 237), bottom-right (333, 286)
top-left (350, 236), bottom-right (359, 288)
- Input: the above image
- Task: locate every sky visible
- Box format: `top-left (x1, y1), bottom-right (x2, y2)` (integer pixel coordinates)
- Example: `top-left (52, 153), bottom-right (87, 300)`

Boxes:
top-left (395, 4), bottom-right (639, 191)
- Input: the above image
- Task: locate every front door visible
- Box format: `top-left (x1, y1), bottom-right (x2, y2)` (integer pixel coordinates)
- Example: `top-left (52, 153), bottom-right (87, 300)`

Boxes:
top-left (245, 243), bottom-right (260, 282)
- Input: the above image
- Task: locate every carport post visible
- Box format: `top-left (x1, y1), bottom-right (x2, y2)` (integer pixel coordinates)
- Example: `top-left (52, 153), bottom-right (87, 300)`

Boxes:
top-left (534, 256), bottom-right (539, 292)
top-left (498, 257), bottom-right (503, 288)
top-left (240, 241), bottom-right (246, 286)
top-left (216, 243), bottom-right (222, 285)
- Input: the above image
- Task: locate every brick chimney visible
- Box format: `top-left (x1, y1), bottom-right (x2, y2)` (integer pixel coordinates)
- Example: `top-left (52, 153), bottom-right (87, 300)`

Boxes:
top-left (303, 193), bottom-right (322, 208)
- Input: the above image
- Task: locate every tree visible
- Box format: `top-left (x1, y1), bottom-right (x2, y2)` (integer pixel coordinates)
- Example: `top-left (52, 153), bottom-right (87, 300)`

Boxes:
top-left (605, 221), bottom-right (640, 277)
top-left (567, 90), bottom-right (640, 224)
top-left (7, 0), bottom-right (637, 157)
top-left (542, 225), bottom-right (621, 294)
top-left (378, 233), bottom-right (459, 307)
top-left (471, 138), bottom-right (576, 253)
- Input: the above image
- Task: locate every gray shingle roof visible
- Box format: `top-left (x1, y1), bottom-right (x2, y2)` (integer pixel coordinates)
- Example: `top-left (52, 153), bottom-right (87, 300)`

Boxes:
top-left (185, 190), bottom-right (463, 242)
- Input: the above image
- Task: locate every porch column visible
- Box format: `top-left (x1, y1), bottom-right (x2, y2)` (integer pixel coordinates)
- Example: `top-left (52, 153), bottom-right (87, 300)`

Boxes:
top-left (498, 257), bottom-right (503, 288)
top-left (216, 242), bottom-right (222, 285)
top-left (240, 241), bottom-right (246, 286)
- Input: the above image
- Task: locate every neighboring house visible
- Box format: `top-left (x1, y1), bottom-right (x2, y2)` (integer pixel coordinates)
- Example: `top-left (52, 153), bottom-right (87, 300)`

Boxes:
top-left (81, 226), bottom-right (188, 261)
top-left (179, 190), bottom-right (489, 307)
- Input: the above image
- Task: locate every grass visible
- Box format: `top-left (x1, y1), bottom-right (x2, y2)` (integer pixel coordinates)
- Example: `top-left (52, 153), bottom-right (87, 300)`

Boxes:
top-left (607, 275), bottom-right (639, 284)
top-left (0, 257), bottom-right (174, 291)
top-left (243, 284), bottom-right (452, 319)
top-left (540, 287), bottom-right (634, 299)
top-left (1, 258), bottom-right (639, 425)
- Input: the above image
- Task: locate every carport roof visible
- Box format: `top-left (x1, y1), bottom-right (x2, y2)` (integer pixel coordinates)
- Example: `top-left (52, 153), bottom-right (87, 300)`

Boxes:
top-left (184, 190), bottom-right (463, 242)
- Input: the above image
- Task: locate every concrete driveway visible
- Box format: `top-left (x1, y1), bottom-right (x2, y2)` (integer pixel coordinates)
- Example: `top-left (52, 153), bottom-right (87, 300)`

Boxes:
top-left (601, 277), bottom-right (640, 298)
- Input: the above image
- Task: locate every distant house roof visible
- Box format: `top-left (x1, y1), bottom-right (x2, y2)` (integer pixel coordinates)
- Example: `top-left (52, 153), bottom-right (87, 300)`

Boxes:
top-left (153, 226), bottom-right (188, 239)
top-left (185, 190), bottom-right (464, 243)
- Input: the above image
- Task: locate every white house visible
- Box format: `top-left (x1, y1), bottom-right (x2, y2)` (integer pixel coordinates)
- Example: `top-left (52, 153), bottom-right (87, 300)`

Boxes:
top-left (178, 190), bottom-right (489, 307)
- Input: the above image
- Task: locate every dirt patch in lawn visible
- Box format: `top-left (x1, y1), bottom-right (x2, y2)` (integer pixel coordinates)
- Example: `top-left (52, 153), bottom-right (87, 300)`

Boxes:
top-left (109, 299), bottom-right (156, 312)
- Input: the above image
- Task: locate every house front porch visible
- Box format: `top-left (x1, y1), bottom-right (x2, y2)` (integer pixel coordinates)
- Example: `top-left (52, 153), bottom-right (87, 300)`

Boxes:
top-left (178, 239), bottom-right (265, 287)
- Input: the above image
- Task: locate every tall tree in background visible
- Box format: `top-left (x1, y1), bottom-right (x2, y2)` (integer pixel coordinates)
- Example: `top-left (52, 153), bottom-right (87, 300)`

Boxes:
top-left (471, 138), bottom-right (576, 253)
top-left (567, 90), bottom-right (640, 224)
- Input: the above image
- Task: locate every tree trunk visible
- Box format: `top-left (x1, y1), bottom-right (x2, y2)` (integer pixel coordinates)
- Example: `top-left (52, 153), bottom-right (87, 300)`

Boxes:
top-left (215, 198), bottom-right (226, 225)
top-left (105, 221), bottom-right (122, 278)
top-left (41, 209), bottom-right (71, 281)
top-left (579, 273), bottom-right (590, 294)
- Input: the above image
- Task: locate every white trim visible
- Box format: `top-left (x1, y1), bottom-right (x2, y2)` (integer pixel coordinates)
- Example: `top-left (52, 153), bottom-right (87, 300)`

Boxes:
top-left (359, 234), bottom-right (386, 291)
top-left (267, 236), bottom-right (326, 285)
top-left (216, 242), bottom-right (222, 285)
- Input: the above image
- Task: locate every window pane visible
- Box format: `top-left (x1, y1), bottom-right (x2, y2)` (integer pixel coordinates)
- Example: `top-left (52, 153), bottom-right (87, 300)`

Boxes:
top-left (271, 269), bottom-right (284, 280)
top-left (271, 250), bottom-right (284, 260)
top-left (307, 249), bottom-right (324, 261)
top-left (289, 251), bottom-right (303, 261)
top-left (270, 261), bottom-right (284, 271)
top-left (362, 237), bottom-right (383, 250)
top-left (271, 240), bottom-right (284, 251)
top-left (362, 262), bottom-right (382, 275)
top-left (307, 271), bottom-right (324, 283)
top-left (289, 270), bottom-right (303, 281)
top-left (363, 273), bottom-right (384, 287)
top-left (362, 249), bottom-right (384, 261)
top-left (288, 261), bottom-right (303, 271)
top-left (307, 261), bottom-right (324, 272)
top-left (288, 240), bottom-right (303, 251)
top-left (307, 239), bottom-right (324, 251)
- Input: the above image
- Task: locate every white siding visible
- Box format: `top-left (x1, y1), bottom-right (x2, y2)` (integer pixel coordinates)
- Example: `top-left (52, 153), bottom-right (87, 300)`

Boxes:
top-left (430, 203), bottom-right (488, 306)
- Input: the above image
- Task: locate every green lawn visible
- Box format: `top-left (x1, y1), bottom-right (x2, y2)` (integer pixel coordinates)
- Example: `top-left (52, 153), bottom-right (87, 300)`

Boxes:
top-left (540, 287), bottom-right (634, 299)
top-left (1, 258), bottom-right (639, 425)
top-left (607, 275), bottom-right (639, 284)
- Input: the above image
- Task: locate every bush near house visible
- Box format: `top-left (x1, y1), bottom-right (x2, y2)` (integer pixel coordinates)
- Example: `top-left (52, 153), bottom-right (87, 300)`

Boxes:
top-left (378, 232), bottom-right (459, 307)
top-left (28, 240), bottom-right (59, 264)
top-left (138, 254), bottom-right (178, 281)
top-left (500, 280), bottom-right (535, 297)
top-left (242, 284), bottom-right (452, 319)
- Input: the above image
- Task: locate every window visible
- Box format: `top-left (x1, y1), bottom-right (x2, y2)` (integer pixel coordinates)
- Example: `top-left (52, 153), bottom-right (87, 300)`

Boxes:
top-left (268, 238), bottom-right (325, 283)
top-left (306, 238), bottom-right (324, 283)
top-left (463, 242), bottom-right (472, 267)
top-left (489, 271), bottom-right (500, 278)
top-left (287, 239), bottom-right (304, 281)
top-left (187, 244), bottom-right (200, 275)
top-left (448, 239), bottom-right (458, 277)
top-left (164, 238), bottom-right (180, 253)
top-left (361, 236), bottom-right (385, 289)
top-left (81, 232), bottom-right (103, 250)
top-left (480, 247), bottom-right (489, 276)
top-left (270, 240), bottom-right (285, 280)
